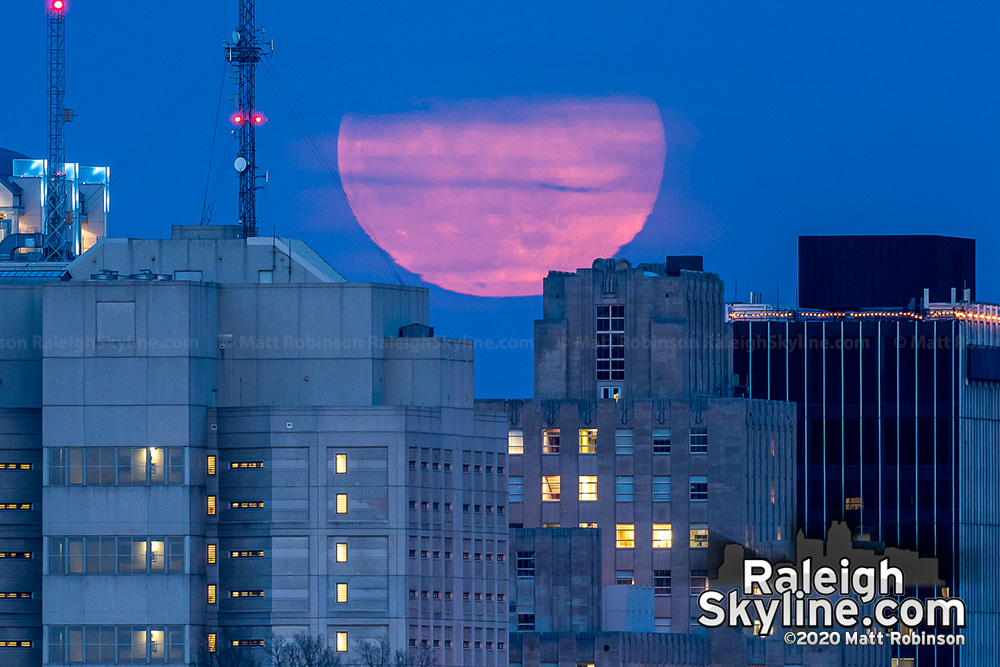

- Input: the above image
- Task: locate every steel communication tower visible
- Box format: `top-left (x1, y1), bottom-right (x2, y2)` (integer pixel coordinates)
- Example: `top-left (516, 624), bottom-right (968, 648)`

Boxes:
top-left (44, 0), bottom-right (71, 261)
top-left (226, 0), bottom-right (269, 238)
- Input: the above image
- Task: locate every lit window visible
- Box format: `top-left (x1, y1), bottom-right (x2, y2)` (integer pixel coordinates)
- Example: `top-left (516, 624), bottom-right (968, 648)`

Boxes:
top-left (578, 475), bottom-right (597, 501)
top-left (690, 427), bottom-right (708, 454)
top-left (207, 496), bottom-right (216, 516)
top-left (690, 569), bottom-right (708, 595)
top-left (578, 429), bottom-right (597, 454)
top-left (335, 454), bottom-right (347, 474)
top-left (542, 428), bottom-right (560, 454)
top-left (508, 430), bottom-right (524, 455)
top-left (207, 456), bottom-right (216, 475)
top-left (653, 429), bottom-right (671, 454)
top-left (541, 476), bottom-right (561, 502)
top-left (596, 304), bottom-right (625, 381)
top-left (230, 550), bottom-right (265, 558)
top-left (615, 570), bottom-right (634, 585)
top-left (208, 585), bottom-right (217, 604)
top-left (336, 543), bottom-right (348, 563)
top-left (231, 639), bottom-right (265, 647)
top-left (207, 544), bottom-right (216, 564)
top-left (336, 583), bottom-right (348, 603)
top-left (615, 475), bottom-right (634, 501)
top-left (336, 632), bottom-right (348, 652)
top-left (652, 476), bottom-right (671, 501)
top-left (336, 494), bottom-right (348, 514)
top-left (0, 640), bottom-right (32, 648)
top-left (0, 592), bottom-right (31, 599)
top-left (615, 429), bottom-right (634, 454)
top-left (616, 524), bottom-right (635, 549)
top-left (230, 590), bottom-right (265, 597)
top-left (653, 569), bottom-right (671, 596)
top-left (0, 552), bottom-right (31, 559)
top-left (508, 477), bottom-right (523, 502)
top-left (845, 497), bottom-right (863, 510)
top-left (207, 633), bottom-right (217, 653)
top-left (690, 476), bottom-right (708, 501)
top-left (229, 461), bottom-right (264, 469)
top-left (653, 523), bottom-right (673, 549)
top-left (579, 522), bottom-right (597, 528)
top-left (690, 524), bottom-right (709, 548)
top-left (229, 501), bottom-right (264, 509)
top-left (0, 503), bottom-right (31, 510)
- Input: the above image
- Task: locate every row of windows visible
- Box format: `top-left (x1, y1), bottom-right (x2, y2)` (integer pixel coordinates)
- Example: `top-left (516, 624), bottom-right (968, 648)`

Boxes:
top-left (49, 447), bottom-right (185, 486)
top-left (522, 475), bottom-right (705, 502)
top-left (0, 462), bottom-right (32, 470)
top-left (0, 552), bottom-right (32, 559)
top-left (614, 524), bottom-right (708, 549)
top-left (596, 304), bottom-right (626, 381)
top-left (207, 494), bottom-right (349, 515)
top-left (49, 626), bottom-right (184, 664)
top-left (0, 640), bottom-right (32, 648)
top-left (0, 503), bottom-right (31, 510)
top-left (49, 537), bottom-right (185, 575)
top-left (408, 460), bottom-right (507, 476)
top-left (508, 428), bottom-right (706, 455)
top-left (407, 549), bottom-right (506, 562)
top-left (408, 590), bottom-right (506, 602)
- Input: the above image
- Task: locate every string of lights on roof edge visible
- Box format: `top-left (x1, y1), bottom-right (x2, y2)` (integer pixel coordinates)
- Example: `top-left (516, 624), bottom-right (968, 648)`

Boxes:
top-left (727, 306), bottom-right (1000, 323)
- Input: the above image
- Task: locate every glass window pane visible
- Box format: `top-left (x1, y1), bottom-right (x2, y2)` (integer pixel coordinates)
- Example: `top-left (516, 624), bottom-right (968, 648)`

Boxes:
top-left (117, 538), bottom-right (133, 574)
top-left (131, 627), bottom-right (148, 663)
top-left (117, 449), bottom-right (133, 485)
top-left (131, 538), bottom-right (147, 573)
top-left (150, 627), bottom-right (165, 662)
top-left (85, 537), bottom-right (101, 574)
top-left (149, 539), bottom-right (165, 573)
top-left (68, 537), bottom-right (84, 574)
top-left (149, 448), bottom-right (165, 484)
top-left (117, 627), bottom-right (132, 664)
top-left (167, 537), bottom-right (184, 574)
top-left (49, 537), bottom-right (65, 574)
top-left (101, 537), bottom-right (116, 574)
top-left (167, 626), bottom-right (185, 663)
top-left (49, 448), bottom-right (65, 485)
top-left (68, 448), bottom-right (84, 485)
top-left (100, 447), bottom-right (116, 484)
top-left (100, 626), bottom-right (115, 663)
top-left (67, 626), bottom-right (84, 663)
top-left (168, 448), bottom-right (185, 484)
top-left (49, 626), bottom-right (66, 663)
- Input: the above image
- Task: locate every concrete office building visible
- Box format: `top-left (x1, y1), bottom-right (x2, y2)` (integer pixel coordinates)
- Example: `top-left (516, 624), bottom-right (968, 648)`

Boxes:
top-left (479, 257), bottom-right (801, 666)
top-left (0, 225), bottom-right (508, 667)
top-left (731, 235), bottom-right (1000, 667)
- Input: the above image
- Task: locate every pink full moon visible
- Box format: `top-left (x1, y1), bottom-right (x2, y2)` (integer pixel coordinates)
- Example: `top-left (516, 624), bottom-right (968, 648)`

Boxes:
top-left (337, 97), bottom-right (666, 297)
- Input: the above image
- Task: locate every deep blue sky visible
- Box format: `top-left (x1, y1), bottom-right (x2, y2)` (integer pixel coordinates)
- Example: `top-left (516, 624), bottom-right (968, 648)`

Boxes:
top-left (4, 1), bottom-right (998, 397)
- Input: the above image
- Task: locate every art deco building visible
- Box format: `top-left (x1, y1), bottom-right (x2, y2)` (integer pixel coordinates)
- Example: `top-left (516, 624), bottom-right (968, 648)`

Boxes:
top-left (479, 257), bottom-right (801, 666)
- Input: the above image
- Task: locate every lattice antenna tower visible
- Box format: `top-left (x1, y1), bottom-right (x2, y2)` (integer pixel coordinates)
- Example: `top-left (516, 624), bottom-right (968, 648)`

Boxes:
top-left (226, 0), bottom-right (271, 238)
top-left (44, 0), bottom-right (71, 261)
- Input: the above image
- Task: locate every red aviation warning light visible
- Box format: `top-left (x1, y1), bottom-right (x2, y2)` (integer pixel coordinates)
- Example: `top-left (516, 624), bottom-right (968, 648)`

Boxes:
top-left (253, 114), bottom-right (265, 124)
top-left (51, 0), bottom-right (66, 11)
top-left (232, 112), bottom-right (244, 124)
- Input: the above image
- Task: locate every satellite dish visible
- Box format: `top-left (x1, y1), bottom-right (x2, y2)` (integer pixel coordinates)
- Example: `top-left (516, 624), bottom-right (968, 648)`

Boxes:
top-left (234, 157), bottom-right (248, 173)
top-left (232, 31), bottom-right (241, 42)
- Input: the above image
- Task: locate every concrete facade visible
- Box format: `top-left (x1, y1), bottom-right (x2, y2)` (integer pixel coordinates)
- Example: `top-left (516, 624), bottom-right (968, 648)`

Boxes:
top-left (479, 257), bottom-right (799, 666)
top-left (0, 228), bottom-right (507, 666)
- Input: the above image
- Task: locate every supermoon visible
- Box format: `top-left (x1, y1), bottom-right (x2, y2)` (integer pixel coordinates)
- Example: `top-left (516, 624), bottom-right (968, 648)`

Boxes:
top-left (337, 97), bottom-right (666, 297)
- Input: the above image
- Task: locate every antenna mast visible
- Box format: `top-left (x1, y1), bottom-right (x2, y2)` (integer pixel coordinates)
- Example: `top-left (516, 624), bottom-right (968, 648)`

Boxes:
top-left (226, 0), bottom-right (269, 238)
top-left (44, 0), bottom-right (71, 261)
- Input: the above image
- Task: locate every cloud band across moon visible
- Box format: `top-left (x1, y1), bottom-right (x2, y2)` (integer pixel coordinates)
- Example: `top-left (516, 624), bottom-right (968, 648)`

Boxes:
top-left (337, 96), bottom-right (666, 297)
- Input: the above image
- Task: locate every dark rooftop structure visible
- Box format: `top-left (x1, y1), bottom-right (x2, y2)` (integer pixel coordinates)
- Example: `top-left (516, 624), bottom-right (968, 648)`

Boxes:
top-left (798, 235), bottom-right (975, 310)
